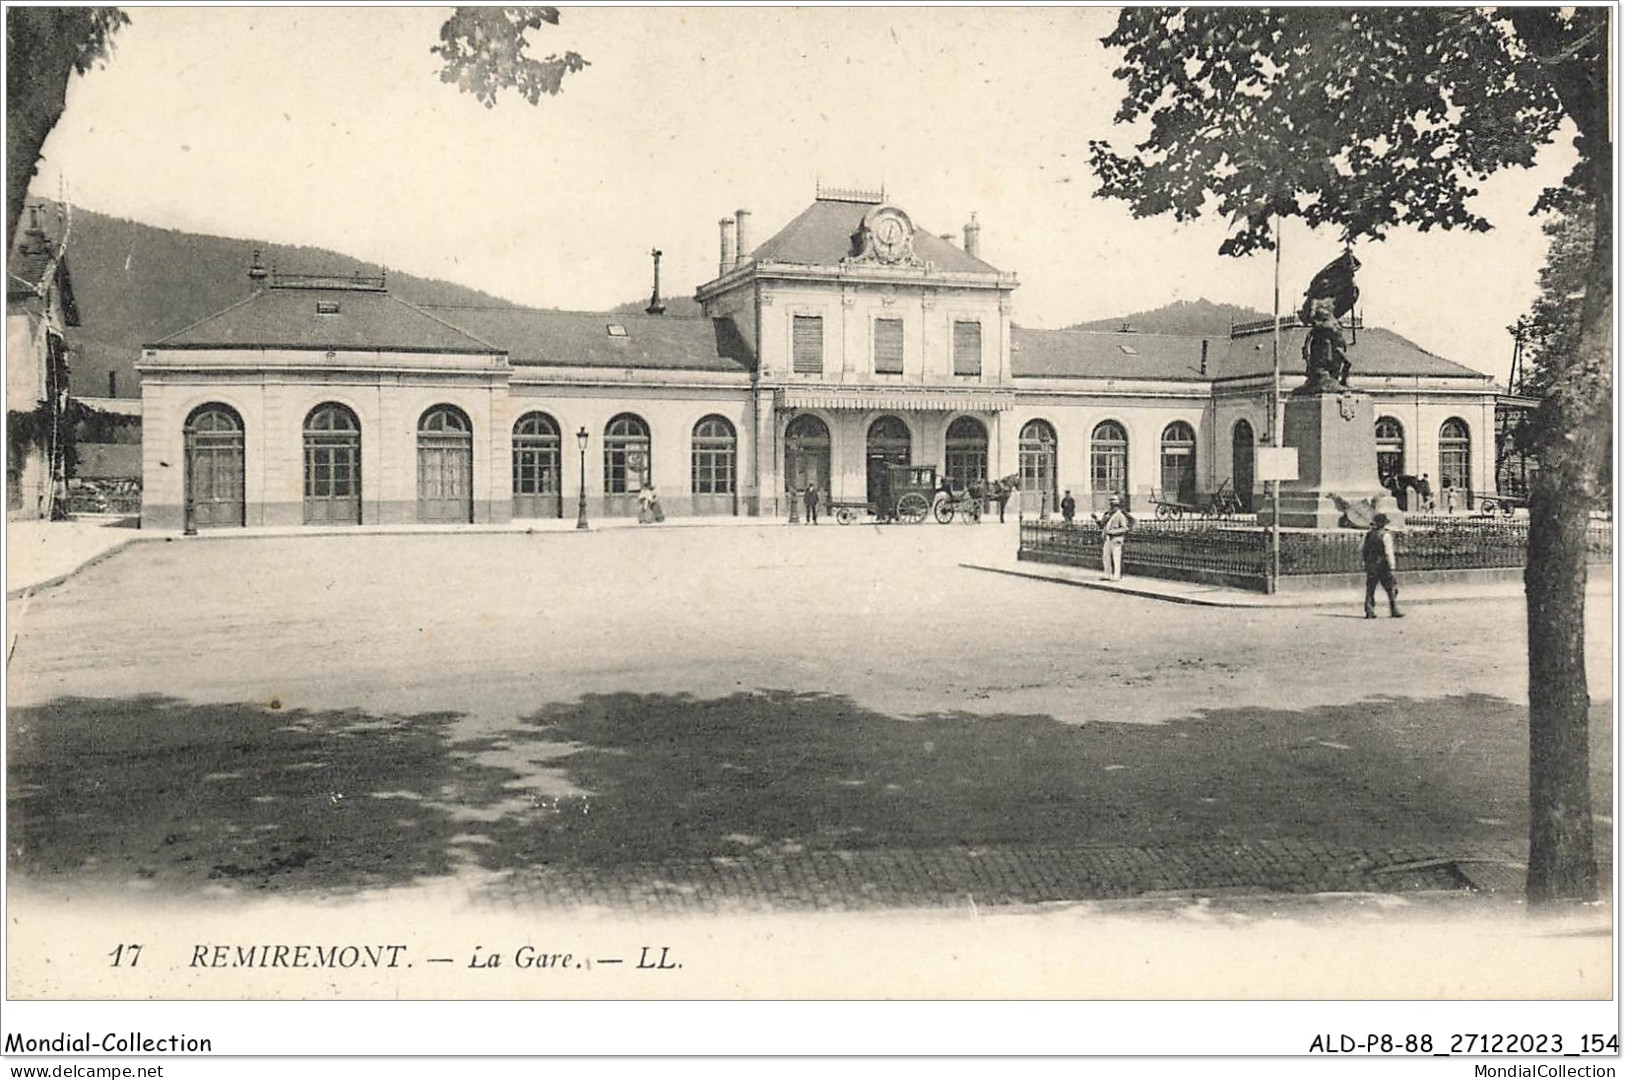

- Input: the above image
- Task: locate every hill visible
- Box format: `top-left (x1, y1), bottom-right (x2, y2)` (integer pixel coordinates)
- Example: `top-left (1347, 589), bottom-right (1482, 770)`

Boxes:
top-left (1067, 298), bottom-right (1273, 336)
top-left (30, 201), bottom-right (520, 400)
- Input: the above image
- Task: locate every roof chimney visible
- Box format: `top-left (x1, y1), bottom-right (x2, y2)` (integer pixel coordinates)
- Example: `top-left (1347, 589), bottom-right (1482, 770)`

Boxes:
top-left (733, 208), bottom-right (752, 268)
top-left (248, 248), bottom-right (269, 290)
top-left (718, 217), bottom-right (736, 278)
top-left (20, 205), bottom-right (49, 255)
top-left (645, 248), bottom-right (666, 316)
top-left (962, 212), bottom-right (981, 260)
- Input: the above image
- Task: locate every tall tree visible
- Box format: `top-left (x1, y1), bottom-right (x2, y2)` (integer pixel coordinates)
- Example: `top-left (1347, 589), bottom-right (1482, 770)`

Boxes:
top-left (1088, 8), bottom-right (1611, 902)
top-left (5, 7), bottom-right (127, 254)
top-left (5, 7), bottom-right (588, 250)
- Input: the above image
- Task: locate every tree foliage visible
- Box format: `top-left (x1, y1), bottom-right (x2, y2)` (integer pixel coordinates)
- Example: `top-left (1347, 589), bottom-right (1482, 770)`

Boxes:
top-left (1088, 9), bottom-right (1574, 256)
top-left (432, 7), bottom-right (588, 108)
top-left (5, 7), bottom-right (128, 253)
top-left (1089, 7), bottom-right (1611, 903)
top-left (1517, 208), bottom-right (1594, 400)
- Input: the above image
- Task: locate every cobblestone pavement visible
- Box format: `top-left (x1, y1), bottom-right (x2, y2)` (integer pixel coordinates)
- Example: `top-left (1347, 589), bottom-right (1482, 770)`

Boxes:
top-left (483, 839), bottom-right (1545, 913)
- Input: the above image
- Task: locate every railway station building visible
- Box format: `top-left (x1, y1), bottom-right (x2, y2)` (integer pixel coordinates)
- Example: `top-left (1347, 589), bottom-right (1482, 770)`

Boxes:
top-left (137, 189), bottom-right (1501, 530)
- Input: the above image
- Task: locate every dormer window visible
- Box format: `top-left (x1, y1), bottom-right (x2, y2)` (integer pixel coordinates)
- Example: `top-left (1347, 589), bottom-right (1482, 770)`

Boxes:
top-left (317, 301), bottom-right (341, 315)
top-left (607, 324), bottom-right (628, 337)
top-left (1117, 344), bottom-right (1138, 356)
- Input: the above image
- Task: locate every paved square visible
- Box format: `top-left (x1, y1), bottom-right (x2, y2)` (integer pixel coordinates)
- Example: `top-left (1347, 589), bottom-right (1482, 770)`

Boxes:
top-left (6, 522), bottom-right (1614, 910)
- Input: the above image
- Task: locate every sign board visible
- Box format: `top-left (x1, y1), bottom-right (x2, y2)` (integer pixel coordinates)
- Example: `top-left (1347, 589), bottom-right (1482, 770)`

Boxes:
top-left (1255, 446), bottom-right (1299, 482)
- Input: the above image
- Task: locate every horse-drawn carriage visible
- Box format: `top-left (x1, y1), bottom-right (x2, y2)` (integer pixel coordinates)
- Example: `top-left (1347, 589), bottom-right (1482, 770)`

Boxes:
top-left (831, 466), bottom-right (1015, 525)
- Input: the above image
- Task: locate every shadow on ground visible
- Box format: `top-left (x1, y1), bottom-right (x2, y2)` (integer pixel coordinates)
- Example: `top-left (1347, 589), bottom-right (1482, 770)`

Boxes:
top-left (7, 696), bottom-right (469, 892)
top-left (7, 691), bottom-right (1612, 898)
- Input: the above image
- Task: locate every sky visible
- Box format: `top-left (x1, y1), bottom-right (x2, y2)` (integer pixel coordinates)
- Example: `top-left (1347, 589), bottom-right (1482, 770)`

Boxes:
top-left (31, 6), bottom-right (1580, 384)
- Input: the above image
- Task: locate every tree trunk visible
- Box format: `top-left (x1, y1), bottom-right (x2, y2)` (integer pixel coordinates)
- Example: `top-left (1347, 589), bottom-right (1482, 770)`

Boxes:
top-left (1524, 184), bottom-right (1611, 905)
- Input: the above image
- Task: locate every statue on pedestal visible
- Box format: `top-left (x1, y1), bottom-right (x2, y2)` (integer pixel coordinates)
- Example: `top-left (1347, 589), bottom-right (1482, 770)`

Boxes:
top-left (1298, 249), bottom-right (1360, 391)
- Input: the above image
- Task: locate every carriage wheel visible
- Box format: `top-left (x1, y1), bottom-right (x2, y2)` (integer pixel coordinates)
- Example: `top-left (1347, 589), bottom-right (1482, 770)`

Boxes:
top-left (836, 506), bottom-right (858, 525)
top-left (960, 502), bottom-right (982, 524)
top-left (933, 498), bottom-right (955, 524)
top-left (897, 492), bottom-right (930, 524)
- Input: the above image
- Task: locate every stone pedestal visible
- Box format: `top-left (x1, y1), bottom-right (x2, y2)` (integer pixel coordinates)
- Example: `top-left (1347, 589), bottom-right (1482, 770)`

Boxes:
top-left (1260, 387), bottom-right (1398, 528)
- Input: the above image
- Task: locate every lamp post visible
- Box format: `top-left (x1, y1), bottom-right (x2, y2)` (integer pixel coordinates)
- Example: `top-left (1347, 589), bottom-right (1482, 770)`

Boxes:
top-left (575, 427), bottom-right (589, 530)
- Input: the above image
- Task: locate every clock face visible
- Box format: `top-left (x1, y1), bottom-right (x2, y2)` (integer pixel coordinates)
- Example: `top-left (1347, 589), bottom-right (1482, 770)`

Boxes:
top-left (874, 216), bottom-right (906, 257)
top-left (863, 207), bottom-right (913, 263)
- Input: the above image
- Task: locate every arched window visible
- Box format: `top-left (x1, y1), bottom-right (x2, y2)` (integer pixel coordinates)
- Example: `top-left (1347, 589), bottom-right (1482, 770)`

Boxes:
top-left (1375, 416), bottom-right (1405, 488)
top-left (1159, 421), bottom-right (1197, 502)
top-left (512, 411), bottom-right (561, 518)
top-left (1231, 419), bottom-right (1255, 513)
top-left (692, 415), bottom-right (736, 495)
top-left (303, 402), bottom-right (361, 525)
top-left (1439, 418), bottom-right (1471, 503)
top-left (418, 405), bottom-right (473, 523)
top-left (1091, 420), bottom-right (1129, 503)
top-left (1019, 420), bottom-right (1057, 504)
top-left (604, 413), bottom-right (650, 494)
top-left (945, 416), bottom-right (988, 492)
top-left (184, 403), bottom-right (244, 528)
top-left (867, 415), bottom-right (911, 465)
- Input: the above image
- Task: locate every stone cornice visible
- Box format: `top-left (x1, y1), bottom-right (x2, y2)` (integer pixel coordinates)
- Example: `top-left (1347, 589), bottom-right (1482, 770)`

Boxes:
top-left (696, 260), bottom-right (1017, 303)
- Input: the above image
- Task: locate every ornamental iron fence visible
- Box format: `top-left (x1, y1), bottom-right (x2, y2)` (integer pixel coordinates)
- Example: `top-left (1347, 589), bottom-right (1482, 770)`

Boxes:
top-left (1019, 517), bottom-right (1612, 592)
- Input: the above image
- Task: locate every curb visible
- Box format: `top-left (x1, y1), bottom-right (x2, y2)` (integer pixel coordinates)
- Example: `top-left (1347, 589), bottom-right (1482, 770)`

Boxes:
top-left (6, 534), bottom-right (157, 601)
top-left (961, 562), bottom-right (1251, 606)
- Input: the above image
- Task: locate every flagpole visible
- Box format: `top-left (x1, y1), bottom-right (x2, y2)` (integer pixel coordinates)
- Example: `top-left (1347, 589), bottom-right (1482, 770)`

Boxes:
top-left (1270, 214), bottom-right (1282, 594)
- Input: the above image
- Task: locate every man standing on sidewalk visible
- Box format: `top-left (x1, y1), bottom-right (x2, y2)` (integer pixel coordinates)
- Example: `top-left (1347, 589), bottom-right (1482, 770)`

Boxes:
top-left (803, 481), bottom-right (819, 525)
top-left (1362, 512), bottom-right (1403, 619)
top-left (1097, 495), bottom-right (1132, 581)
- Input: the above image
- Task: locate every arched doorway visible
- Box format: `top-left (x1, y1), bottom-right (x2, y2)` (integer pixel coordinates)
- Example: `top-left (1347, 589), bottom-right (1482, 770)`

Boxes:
top-left (1231, 420), bottom-right (1256, 513)
top-left (184, 403), bottom-right (244, 528)
top-left (1089, 420), bottom-right (1128, 511)
top-left (866, 415), bottom-right (911, 507)
top-left (303, 402), bottom-right (361, 525)
top-left (418, 405), bottom-right (474, 523)
top-left (692, 415), bottom-right (738, 515)
top-left (1019, 419), bottom-right (1058, 514)
top-left (512, 411), bottom-right (561, 519)
top-left (945, 416), bottom-right (988, 492)
top-left (1160, 421), bottom-right (1197, 503)
top-left (1439, 417), bottom-right (1472, 509)
top-left (1376, 416), bottom-right (1405, 493)
top-left (604, 413), bottom-right (651, 517)
top-left (784, 414), bottom-right (830, 509)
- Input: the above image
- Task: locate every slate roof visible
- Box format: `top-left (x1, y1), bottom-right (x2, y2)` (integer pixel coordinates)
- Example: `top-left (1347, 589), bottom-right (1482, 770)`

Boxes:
top-left (1012, 325), bottom-right (1488, 382)
top-left (425, 308), bottom-right (755, 374)
top-left (7, 224), bottom-right (80, 325)
top-left (749, 197), bottom-right (1000, 274)
top-left (151, 286), bottom-right (499, 353)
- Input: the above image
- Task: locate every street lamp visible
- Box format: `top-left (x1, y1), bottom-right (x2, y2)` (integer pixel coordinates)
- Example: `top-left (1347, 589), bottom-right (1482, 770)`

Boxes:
top-left (575, 426), bottom-right (589, 530)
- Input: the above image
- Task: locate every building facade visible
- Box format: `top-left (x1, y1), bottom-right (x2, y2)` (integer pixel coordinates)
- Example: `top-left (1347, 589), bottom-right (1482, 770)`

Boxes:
top-left (7, 207), bottom-right (80, 519)
top-left (138, 192), bottom-right (1501, 530)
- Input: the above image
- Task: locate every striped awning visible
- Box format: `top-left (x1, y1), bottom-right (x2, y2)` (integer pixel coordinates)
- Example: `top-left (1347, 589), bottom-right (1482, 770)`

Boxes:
top-left (776, 386), bottom-right (1015, 412)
